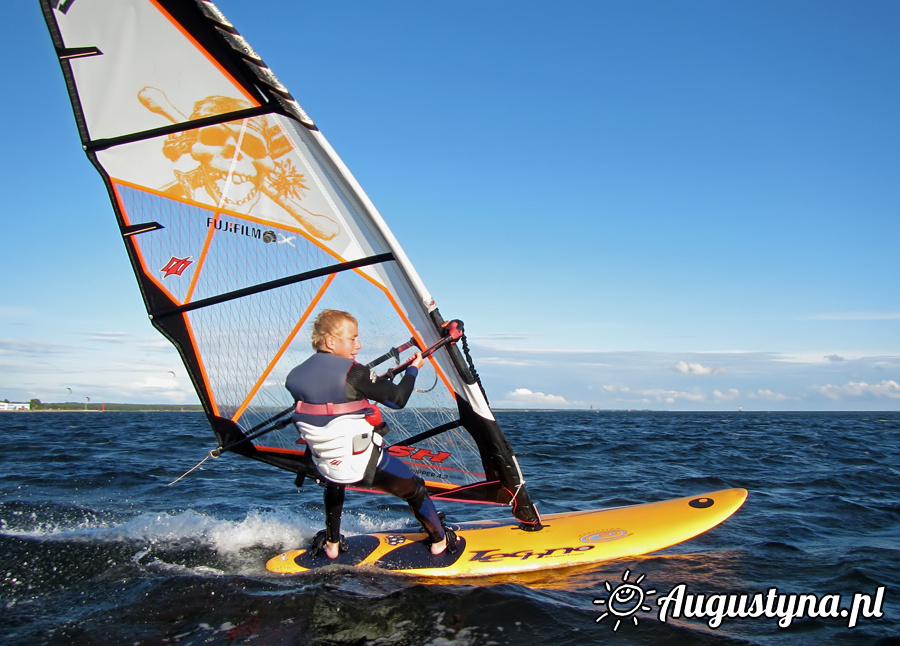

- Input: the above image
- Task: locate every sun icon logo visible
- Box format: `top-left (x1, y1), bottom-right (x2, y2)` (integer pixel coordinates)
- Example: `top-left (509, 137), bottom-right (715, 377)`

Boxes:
top-left (594, 569), bottom-right (657, 631)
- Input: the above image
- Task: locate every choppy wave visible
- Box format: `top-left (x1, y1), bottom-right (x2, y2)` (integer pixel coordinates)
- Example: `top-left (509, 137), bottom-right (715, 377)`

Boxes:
top-left (1, 411), bottom-right (898, 645)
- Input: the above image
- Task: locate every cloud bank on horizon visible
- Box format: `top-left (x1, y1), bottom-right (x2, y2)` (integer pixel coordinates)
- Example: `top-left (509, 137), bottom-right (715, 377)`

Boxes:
top-left (2, 314), bottom-right (899, 411)
top-left (481, 341), bottom-right (900, 411)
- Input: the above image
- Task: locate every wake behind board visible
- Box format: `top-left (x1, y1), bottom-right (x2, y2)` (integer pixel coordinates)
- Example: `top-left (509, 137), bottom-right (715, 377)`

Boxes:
top-left (266, 487), bottom-right (747, 577)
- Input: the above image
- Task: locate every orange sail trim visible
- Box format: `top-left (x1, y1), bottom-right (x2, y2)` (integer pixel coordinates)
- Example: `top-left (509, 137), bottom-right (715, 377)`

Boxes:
top-left (110, 182), bottom-right (220, 417)
top-left (182, 312), bottom-right (221, 418)
top-left (422, 480), bottom-right (460, 491)
top-left (148, 0), bottom-right (259, 107)
top-left (109, 176), bottom-right (358, 304)
top-left (183, 118), bottom-right (293, 305)
top-left (111, 179), bottom-right (208, 306)
top-left (111, 183), bottom-right (174, 302)
top-left (111, 183), bottom-right (195, 309)
top-left (231, 273), bottom-right (336, 422)
top-left (114, 177), bottom-right (210, 214)
top-left (183, 210), bottom-right (222, 304)
top-left (112, 176), bottom-right (343, 247)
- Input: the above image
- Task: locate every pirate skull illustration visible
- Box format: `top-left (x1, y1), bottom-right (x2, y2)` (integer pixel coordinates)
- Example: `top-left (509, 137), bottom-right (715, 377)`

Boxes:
top-left (140, 87), bottom-right (339, 240)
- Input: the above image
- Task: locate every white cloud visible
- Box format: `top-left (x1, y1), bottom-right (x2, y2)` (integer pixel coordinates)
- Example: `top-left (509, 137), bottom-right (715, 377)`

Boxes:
top-left (479, 357), bottom-right (544, 367)
top-left (474, 333), bottom-right (546, 342)
top-left (675, 361), bottom-right (723, 375)
top-left (640, 389), bottom-right (706, 404)
top-left (137, 338), bottom-right (186, 353)
top-left (713, 389), bottom-right (741, 402)
top-left (748, 389), bottom-right (790, 401)
top-left (602, 384), bottom-right (706, 405)
top-left (130, 373), bottom-right (180, 390)
top-left (0, 338), bottom-right (72, 357)
top-left (504, 388), bottom-right (571, 407)
top-left (813, 380), bottom-right (900, 401)
top-left (770, 351), bottom-right (887, 365)
top-left (88, 331), bottom-right (132, 342)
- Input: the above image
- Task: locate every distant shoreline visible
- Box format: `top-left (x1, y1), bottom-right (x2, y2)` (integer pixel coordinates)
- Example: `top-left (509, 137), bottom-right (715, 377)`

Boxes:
top-left (3, 407), bottom-right (895, 414)
top-left (1, 405), bottom-right (204, 413)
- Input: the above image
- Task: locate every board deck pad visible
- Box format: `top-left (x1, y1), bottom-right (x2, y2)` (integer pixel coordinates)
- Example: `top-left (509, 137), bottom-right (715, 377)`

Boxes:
top-left (291, 535), bottom-right (383, 569)
top-left (373, 534), bottom-right (468, 571)
top-left (266, 488), bottom-right (748, 577)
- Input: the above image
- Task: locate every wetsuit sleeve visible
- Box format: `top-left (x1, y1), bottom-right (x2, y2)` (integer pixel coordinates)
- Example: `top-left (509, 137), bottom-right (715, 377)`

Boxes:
top-left (346, 363), bottom-right (419, 409)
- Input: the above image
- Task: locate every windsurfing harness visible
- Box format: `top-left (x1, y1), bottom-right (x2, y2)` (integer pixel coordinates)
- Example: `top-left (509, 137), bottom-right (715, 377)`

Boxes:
top-left (285, 352), bottom-right (417, 484)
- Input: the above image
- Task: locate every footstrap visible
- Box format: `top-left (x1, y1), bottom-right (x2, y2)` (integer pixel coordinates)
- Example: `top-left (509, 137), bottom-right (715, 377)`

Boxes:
top-left (307, 529), bottom-right (349, 557)
top-left (429, 511), bottom-right (459, 554)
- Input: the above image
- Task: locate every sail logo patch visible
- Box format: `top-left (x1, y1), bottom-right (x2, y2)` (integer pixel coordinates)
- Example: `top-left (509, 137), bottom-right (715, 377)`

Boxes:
top-left (387, 446), bottom-right (451, 464)
top-left (468, 545), bottom-right (595, 562)
top-left (581, 529), bottom-right (631, 543)
top-left (161, 256), bottom-right (193, 277)
top-left (206, 216), bottom-right (264, 241)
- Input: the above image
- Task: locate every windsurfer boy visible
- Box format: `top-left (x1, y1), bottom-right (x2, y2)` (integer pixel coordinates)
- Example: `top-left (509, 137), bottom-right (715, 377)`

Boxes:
top-left (285, 309), bottom-right (455, 558)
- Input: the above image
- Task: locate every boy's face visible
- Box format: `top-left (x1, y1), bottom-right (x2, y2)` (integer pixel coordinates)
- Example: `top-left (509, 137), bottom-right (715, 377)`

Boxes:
top-left (326, 321), bottom-right (362, 360)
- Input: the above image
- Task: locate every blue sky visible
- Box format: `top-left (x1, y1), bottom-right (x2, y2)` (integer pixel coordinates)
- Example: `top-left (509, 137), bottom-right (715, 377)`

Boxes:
top-left (2, 1), bottom-right (898, 411)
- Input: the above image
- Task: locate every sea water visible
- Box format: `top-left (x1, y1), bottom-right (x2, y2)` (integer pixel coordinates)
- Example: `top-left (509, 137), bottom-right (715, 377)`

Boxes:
top-left (1, 410), bottom-right (897, 645)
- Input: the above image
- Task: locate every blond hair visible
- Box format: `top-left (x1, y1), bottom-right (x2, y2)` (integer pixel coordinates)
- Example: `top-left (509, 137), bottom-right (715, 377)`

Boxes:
top-left (311, 309), bottom-right (357, 350)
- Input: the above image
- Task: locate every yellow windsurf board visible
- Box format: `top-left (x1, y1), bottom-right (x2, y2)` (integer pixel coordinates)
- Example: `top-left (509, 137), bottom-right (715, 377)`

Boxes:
top-left (266, 487), bottom-right (747, 577)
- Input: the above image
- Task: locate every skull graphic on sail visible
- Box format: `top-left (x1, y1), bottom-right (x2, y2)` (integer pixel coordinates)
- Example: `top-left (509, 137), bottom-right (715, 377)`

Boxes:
top-left (139, 87), bottom-right (339, 240)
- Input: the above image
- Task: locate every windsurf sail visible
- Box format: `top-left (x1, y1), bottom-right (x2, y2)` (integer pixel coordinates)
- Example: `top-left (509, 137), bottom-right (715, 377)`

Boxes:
top-left (41, 0), bottom-right (541, 527)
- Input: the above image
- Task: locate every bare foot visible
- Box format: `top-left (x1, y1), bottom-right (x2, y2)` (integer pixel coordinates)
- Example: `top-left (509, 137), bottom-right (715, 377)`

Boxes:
top-left (324, 541), bottom-right (341, 559)
top-left (430, 536), bottom-right (447, 555)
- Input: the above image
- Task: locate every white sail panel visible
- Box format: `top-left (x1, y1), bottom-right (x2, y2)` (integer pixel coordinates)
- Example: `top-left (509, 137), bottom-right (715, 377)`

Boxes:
top-left (52, 0), bottom-right (257, 142)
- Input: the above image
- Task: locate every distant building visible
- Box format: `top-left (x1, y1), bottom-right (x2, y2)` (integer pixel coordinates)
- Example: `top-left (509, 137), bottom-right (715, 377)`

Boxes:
top-left (0, 402), bottom-right (30, 411)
